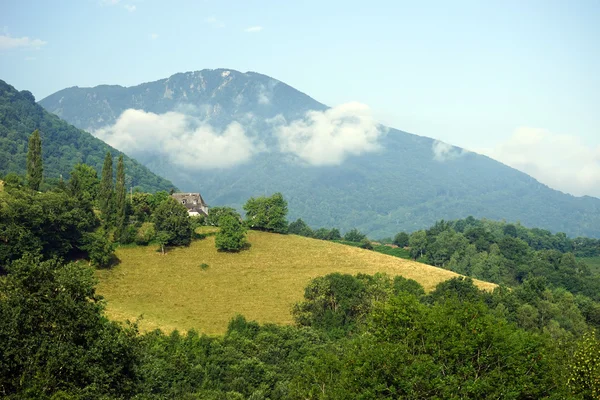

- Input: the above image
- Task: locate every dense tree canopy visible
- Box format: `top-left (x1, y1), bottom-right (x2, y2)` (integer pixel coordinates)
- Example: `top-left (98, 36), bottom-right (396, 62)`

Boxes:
top-left (244, 192), bottom-right (288, 233)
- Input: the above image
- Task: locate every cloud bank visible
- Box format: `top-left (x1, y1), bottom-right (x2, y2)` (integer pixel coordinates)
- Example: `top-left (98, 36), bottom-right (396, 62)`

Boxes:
top-left (432, 140), bottom-right (469, 162)
top-left (274, 102), bottom-right (385, 166)
top-left (94, 109), bottom-right (258, 169)
top-left (0, 34), bottom-right (46, 50)
top-left (481, 127), bottom-right (600, 198)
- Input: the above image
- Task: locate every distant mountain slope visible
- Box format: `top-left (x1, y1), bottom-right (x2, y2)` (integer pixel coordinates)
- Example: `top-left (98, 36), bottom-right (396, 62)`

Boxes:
top-left (0, 80), bottom-right (176, 192)
top-left (39, 69), bottom-right (600, 238)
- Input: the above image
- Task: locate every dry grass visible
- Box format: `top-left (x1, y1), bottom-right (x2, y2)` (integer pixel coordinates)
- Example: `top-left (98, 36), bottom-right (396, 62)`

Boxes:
top-left (96, 231), bottom-right (496, 335)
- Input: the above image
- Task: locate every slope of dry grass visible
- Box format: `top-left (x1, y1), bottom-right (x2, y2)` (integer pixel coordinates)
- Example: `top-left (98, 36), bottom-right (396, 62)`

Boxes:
top-left (96, 230), bottom-right (496, 335)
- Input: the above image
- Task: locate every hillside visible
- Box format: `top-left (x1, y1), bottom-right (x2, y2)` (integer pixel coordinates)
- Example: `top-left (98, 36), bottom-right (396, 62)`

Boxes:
top-left (0, 80), bottom-right (176, 192)
top-left (40, 69), bottom-right (600, 238)
top-left (95, 230), bottom-right (496, 334)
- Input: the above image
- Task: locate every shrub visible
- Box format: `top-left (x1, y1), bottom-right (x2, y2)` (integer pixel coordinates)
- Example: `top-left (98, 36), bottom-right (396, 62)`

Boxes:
top-left (135, 222), bottom-right (156, 246)
top-left (215, 215), bottom-right (248, 252)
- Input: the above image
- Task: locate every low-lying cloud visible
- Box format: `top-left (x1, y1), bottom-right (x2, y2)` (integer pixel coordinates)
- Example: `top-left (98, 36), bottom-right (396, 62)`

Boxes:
top-left (480, 127), bottom-right (600, 198)
top-left (432, 140), bottom-right (468, 162)
top-left (94, 109), bottom-right (258, 169)
top-left (274, 102), bottom-right (385, 166)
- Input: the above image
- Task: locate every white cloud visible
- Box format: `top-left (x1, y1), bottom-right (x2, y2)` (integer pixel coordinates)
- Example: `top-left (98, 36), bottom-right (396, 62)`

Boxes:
top-left (124, 4), bottom-right (136, 12)
top-left (245, 26), bottom-right (263, 33)
top-left (149, 33), bottom-right (159, 40)
top-left (94, 109), bottom-right (258, 169)
top-left (479, 127), bottom-right (600, 198)
top-left (204, 16), bottom-right (225, 28)
top-left (432, 140), bottom-right (468, 162)
top-left (0, 34), bottom-right (46, 50)
top-left (274, 102), bottom-right (385, 166)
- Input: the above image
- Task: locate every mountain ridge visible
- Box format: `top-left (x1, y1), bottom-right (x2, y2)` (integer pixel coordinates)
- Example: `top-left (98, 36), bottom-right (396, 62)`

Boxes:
top-left (38, 69), bottom-right (600, 238)
top-left (0, 79), bottom-right (177, 192)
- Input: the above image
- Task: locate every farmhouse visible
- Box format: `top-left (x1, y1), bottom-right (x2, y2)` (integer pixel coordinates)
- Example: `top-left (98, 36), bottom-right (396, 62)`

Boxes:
top-left (171, 193), bottom-right (209, 216)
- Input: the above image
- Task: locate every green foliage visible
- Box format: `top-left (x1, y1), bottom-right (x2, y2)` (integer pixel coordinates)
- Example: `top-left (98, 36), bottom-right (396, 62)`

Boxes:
top-left (0, 187), bottom-right (98, 270)
top-left (80, 228), bottom-right (116, 268)
top-left (26, 129), bottom-right (43, 190)
top-left (215, 214), bottom-right (248, 252)
top-left (0, 255), bottom-right (139, 398)
top-left (135, 222), bottom-right (155, 246)
top-left (568, 330), bottom-right (600, 399)
top-left (114, 154), bottom-right (128, 241)
top-left (153, 197), bottom-right (192, 247)
top-left (205, 206), bottom-right (241, 226)
top-left (67, 163), bottom-right (99, 202)
top-left (408, 230), bottom-right (427, 259)
top-left (359, 238), bottom-right (373, 250)
top-left (343, 228), bottom-right (366, 242)
top-left (200, 263), bottom-right (209, 270)
top-left (98, 151), bottom-right (114, 225)
top-left (393, 231), bottom-right (409, 247)
top-left (288, 218), bottom-right (313, 237)
top-left (243, 192), bottom-right (288, 234)
top-left (0, 80), bottom-right (176, 193)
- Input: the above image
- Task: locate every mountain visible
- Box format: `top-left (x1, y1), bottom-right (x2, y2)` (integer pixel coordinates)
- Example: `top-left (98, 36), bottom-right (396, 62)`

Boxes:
top-left (0, 79), bottom-right (176, 192)
top-left (39, 69), bottom-right (600, 238)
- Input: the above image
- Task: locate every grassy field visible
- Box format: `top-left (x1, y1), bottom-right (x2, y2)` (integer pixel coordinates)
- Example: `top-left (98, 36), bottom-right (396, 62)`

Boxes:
top-left (580, 256), bottom-right (600, 276)
top-left (96, 229), bottom-right (496, 335)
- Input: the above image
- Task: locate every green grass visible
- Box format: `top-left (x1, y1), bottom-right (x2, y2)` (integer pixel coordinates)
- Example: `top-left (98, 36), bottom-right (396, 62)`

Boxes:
top-left (579, 257), bottom-right (600, 276)
top-left (96, 231), bottom-right (497, 335)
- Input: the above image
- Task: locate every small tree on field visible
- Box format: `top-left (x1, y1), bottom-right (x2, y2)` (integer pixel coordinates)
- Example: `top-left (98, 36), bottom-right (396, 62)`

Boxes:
top-left (155, 231), bottom-right (171, 255)
top-left (153, 198), bottom-right (192, 247)
top-left (243, 192), bottom-right (288, 233)
top-left (393, 232), bottom-right (410, 247)
top-left (215, 214), bottom-right (248, 252)
top-left (344, 228), bottom-right (366, 243)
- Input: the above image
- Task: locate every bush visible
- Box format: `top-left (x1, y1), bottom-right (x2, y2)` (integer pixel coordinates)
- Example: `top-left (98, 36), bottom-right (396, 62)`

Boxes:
top-left (344, 228), bottom-right (367, 243)
top-left (135, 222), bottom-right (156, 246)
top-left (80, 228), bottom-right (116, 268)
top-left (393, 232), bottom-right (410, 247)
top-left (359, 239), bottom-right (374, 250)
top-left (215, 215), bottom-right (248, 252)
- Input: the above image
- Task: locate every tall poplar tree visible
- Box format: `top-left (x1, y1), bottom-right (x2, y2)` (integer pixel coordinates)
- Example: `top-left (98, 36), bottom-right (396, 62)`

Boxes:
top-left (115, 154), bottom-right (128, 240)
top-left (99, 151), bottom-right (114, 224)
top-left (26, 129), bottom-right (43, 191)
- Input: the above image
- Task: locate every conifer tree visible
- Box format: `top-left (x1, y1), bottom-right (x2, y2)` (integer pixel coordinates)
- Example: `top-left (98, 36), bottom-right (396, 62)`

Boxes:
top-left (26, 129), bottom-right (43, 191)
top-left (115, 154), bottom-right (128, 240)
top-left (98, 151), bottom-right (114, 224)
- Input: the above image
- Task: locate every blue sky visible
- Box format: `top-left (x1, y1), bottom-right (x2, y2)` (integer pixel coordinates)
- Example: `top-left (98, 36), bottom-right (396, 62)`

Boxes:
top-left (1, 0), bottom-right (599, 196)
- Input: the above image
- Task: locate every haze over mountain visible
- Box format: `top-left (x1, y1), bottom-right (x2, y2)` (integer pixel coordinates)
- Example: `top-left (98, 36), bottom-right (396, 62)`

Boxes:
top-left (39, 69), bottom-right (600, 238)
top-left (0, 79), bottom-right (176, 193)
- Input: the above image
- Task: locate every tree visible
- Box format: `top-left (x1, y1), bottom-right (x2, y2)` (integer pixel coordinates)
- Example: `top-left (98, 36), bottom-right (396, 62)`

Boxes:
top-left (155, 231), bottom-right (171, 255)
top-left (68, 163), bottom-right (99, 202)
top-left (243, 192), bottom-right (288, 233)
top-left (344, 228), bottom-right (366, 243)
top-left (393, 232), bottom-right (409, 247)
top-left (215, 214), bottom-right (248, 252)
top-left (114, 155), bottom-right (128, 241)
top-left (26, 129), bottom-right (43, 191)
top-left (153, 197), bottom-right (192, 247)
top-left (80, 228), bottom-right (116, 268)
top-left (288, 218), bottom-right (313, 237)
top-left (205, 206), bottom-right (241, 226)
top-left (409, 230), bottom-right (427, 259)
top-left (568, 329), bottom-right (600, 398)
top-left (98, 151), bottom-right (114, 224)
top-left (0, 255), bottom-right (139, 397)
